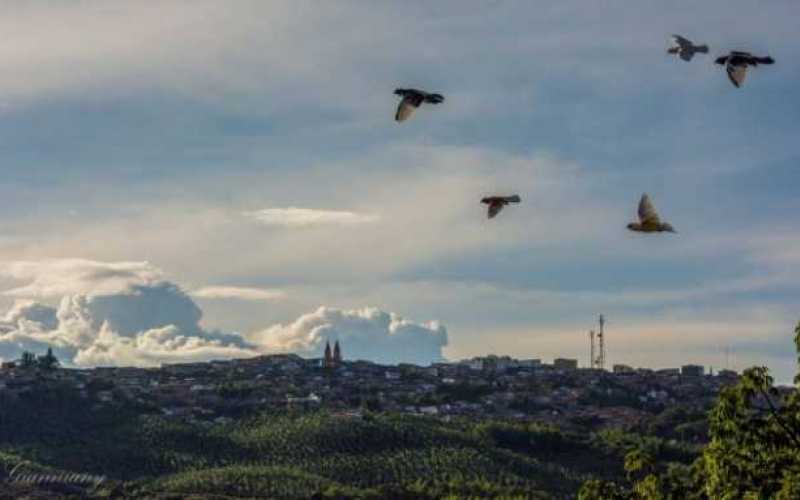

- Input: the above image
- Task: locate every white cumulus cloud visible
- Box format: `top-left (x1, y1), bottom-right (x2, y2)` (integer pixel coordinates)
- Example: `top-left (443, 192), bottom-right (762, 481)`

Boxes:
top-left (0, 259), bottom-right (163, 298)
top-left (252, 306), bottom-right (448, 366)
top-left (0, 260), bottom-right (448, 368)
top-left (192, 286), bottom-right (287, 301)
top-left (0, 285), bottom-right (261, 367)
top-left (244, 208), bottom-right (379, 228)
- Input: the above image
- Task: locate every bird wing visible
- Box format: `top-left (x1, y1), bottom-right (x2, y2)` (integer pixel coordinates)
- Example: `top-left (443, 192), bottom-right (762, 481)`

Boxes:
top-left (504, 195), bottom-right (521, 203)
top-left (680, 51), bottom-right (694, 62)
top-left (726, 63), bottom-right (747, 88)
top-left (424, 93), bottom-right (445, 104)
top-left (638, 194), bottom-right (661, 225)
top-left (671, 35), bottom-right (692, 49)
top-left (395, 96), bottom-right (417, 122)
top-left (488, 202), bottom-right (504, 219)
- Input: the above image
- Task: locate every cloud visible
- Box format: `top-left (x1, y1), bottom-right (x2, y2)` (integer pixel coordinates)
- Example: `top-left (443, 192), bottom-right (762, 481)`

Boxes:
top-left (0, 259), bottom-right (163, 298)
top-left (1, 300), bottom-right (58, 331)
top-left (192, 286), bottom-right (287, 301)
top-left (244, 208), bottom-right (379, 228)
top-left (251, 306), bottom-right (448, 365)
top-left (0, 260), bottom-right (448, 368)
top-left (73, 324), bottom-right (257, 368)
top-left (0, 276), bottom-right (259, 367)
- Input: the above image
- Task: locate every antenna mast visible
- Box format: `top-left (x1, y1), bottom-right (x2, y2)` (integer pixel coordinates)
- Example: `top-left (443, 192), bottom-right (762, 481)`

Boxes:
top-left (589, 330), bottom-right (595, 369)
top-left (597, 314), bottom-right (606, 370)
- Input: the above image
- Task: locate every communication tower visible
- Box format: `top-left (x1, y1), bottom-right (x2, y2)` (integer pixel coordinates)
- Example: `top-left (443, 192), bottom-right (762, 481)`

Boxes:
top-left (597, 314), bottom-right (606, 370)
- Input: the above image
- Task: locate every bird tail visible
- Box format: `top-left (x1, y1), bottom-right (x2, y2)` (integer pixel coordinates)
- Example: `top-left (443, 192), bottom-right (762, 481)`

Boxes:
top-left (507, 195), bottom-right (521, 203)
top-left (667, 47), bottom-right (679, 54)
top-left (425, 93), bottom-right (444, 104)
top-left (754, 56), bottom-right (774, 65)
top-left (696, 45), bottom-right (709, 53)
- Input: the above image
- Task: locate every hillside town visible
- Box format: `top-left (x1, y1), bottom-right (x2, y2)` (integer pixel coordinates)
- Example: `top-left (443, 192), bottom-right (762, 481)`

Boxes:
top-left (0, 341), bottom-right (745, 434)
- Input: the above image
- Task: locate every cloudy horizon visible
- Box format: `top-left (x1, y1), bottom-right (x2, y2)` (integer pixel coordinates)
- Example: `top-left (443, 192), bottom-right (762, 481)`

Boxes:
top-left (1, 2), bottom-right (799, 381)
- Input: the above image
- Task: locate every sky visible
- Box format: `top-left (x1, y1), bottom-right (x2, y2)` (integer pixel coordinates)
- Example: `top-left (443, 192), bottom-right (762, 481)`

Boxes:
top-left (0, 1), bottom-right (798, 381)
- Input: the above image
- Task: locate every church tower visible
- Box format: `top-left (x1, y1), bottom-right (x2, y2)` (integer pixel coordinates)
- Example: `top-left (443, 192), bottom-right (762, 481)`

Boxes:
top-left (333, 340), bottom-right (342, 365)
top-left (324, 340), bottom-right (333, 368)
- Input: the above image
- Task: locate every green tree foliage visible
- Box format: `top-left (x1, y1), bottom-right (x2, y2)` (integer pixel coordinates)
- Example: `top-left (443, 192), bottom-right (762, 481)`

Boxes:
top-left (701, 321), bottom-right (800, 498)
top-left (19, 350), bottom-right (36, 368)
top-left (580, 320), bottom-right (800, 499)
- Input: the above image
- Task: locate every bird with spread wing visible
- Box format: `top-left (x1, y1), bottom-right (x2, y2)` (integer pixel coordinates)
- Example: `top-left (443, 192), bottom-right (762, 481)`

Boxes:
top-left (715, 51), bottom-right (775, 88)
top-left (394, 88), bottom-right (444, 122)
top-left (481, 195), bottom-right (521, 219)
top-left (627, 194), bottom-right (676, 233)
top-left (668, 35), bottom-right (709, 61)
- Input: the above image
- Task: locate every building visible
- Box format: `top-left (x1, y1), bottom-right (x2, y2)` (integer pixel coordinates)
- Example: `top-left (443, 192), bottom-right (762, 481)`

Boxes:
top-left (553, 358), bottom-right (578, 370)
top-left (460, 358), bottom-right (484, 371)
top-left (333, 341), bottom-right (342, 364)
top-left (324, 340), bottom-right (343, 369)
top-left (613, 364), bottom-right (634, 374)
top-left (519, 359), bottom-right (542, 368)
top-left (681, 364), bottom-right (704, 377)
top-left (287, 392), bottom-right (321, 409)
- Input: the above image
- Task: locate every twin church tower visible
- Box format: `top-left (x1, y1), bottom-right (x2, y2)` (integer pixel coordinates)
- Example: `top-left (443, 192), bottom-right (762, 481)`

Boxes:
top-left (323, 340), bottom-right (342, 368)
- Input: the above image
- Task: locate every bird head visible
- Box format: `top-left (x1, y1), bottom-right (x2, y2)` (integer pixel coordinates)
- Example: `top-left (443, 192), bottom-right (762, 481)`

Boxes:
top-left (627, 223), bottom-right (639, 231)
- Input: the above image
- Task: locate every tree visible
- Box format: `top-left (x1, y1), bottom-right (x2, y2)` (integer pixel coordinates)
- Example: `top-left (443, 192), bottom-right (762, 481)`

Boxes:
top-left (19, 351), bottom-right (36, 368)
top-left (580, 321), bottom-right (800, 499)
top-left (701, 321), bottom-right (800, 498)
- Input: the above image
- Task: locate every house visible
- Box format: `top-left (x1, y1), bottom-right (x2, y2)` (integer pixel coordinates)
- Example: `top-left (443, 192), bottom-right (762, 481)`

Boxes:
top-left (613, 364), bottom-right (634, 374)
top-left (97, 390), bottom-right (114, 403)
top-left (287, 392), bottom-right (321, 408)
top-left (681, 365), bottom-right (704, 377)
top-left (553, 358), bottom-right (578, 370)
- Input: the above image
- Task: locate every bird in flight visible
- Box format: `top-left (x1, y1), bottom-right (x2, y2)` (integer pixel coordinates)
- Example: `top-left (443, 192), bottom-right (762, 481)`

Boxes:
top-left (715, 51), bottom-right (774, 88)
top-left (481, 195), bottom-right (521, 219)
top-left (627, 194), bottom-right (676, 233)
top-left (667, 35), bottom-right (708, 61)
top-left (394, 88), bottom-right (444, 122)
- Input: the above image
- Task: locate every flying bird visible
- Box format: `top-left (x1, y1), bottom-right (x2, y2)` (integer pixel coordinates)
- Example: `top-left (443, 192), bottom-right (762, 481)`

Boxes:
top-left (627, 194), bottom-right (676, 233)
top-left (715, 51), bottom-right (774, 88)
top-left (481, 195), bottom-right (520, 219)
top-left (394, 88), bottom-right (444, 122)
top-left (667, 35), bottom-right (708, 61)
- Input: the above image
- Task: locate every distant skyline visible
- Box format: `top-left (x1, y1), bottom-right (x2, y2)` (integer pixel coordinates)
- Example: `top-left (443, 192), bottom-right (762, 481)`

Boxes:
top-left (0, 2), bottom-right (798, 382)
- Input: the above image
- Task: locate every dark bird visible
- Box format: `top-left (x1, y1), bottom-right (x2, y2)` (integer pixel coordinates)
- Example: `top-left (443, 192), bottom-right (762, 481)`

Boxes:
top-left (715, 51), bottom-right (774, 88)
top-left (667, 35), bottom-right (708, 61)
top-left (627, 194), bottom-right (676, 233)
top-left (481, 195), bottom-right (520, 219)
top-left (394, 88), bottom-right (444, 122)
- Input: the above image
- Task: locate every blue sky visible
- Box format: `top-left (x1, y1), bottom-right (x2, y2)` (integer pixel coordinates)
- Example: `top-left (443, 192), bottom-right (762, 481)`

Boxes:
top-left (0, 1), bottom-right (798, 380)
